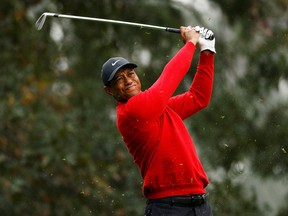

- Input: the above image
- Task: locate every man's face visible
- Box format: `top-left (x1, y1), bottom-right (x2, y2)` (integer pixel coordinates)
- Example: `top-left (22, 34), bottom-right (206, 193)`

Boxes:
top-left (104, 66), bottom-right (141, 102)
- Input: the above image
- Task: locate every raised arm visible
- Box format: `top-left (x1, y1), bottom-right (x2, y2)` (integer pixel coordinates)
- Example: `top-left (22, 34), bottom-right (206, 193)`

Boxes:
top-left (168, 27), bottom-right (216, 119)
top-left (125, 26), bottom-right (201, 120)
top-left (168, 52), bottom-right (214, 119)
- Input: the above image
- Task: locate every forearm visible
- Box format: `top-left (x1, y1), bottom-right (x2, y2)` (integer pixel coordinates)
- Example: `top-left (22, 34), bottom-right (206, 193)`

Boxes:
top-left (150, 41), bottom-right (196, 98)
top-left (189, 52), bottom-right (214, 108)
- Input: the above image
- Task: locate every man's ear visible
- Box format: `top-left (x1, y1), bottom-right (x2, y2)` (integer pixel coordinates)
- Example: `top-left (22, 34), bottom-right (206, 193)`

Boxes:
top-left (104, 86), bottom-right (114, 96)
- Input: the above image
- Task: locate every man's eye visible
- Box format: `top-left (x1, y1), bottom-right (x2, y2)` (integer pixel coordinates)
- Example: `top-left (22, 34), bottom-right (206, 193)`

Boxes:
top-left (116, 77), bottom-right (123, 82)
top-left (128, 71), bottom-right (135, 76)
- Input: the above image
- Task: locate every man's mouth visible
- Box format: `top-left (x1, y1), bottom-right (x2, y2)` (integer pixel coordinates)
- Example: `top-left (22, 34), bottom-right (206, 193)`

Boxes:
top-left (125, 85), bottom-right (136, 91)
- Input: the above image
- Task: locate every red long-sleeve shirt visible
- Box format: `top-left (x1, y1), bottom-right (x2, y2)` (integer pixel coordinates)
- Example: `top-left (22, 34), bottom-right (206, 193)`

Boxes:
top-left (116, 41), bottom-right (214, 199)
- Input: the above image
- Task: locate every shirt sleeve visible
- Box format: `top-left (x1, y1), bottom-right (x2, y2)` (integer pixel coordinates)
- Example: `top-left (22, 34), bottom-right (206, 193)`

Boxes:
top-left (167, 52), bottom-right (214, 120)
top-left (123, 42), bottom-right (197, 121)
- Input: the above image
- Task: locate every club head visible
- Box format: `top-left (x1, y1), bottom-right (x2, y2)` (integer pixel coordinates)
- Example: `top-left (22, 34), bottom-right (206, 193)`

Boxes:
top-left (35, 13), bottom-right (47, 30)
top-left (35, 13), bottom-right (57, 30)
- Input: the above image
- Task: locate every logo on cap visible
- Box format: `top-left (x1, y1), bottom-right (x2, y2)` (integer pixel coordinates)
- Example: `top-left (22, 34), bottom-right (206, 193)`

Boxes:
top-left (112, 60), bottom-right (120, 66)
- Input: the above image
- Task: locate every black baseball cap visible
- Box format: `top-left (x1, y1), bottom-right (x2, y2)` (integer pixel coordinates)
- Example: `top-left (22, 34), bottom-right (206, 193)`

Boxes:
top-left (101, 57), bottom-right (137, 86)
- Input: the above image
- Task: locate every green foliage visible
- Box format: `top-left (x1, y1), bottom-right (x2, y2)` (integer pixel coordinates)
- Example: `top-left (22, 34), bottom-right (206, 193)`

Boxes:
top-left (209, 177), bottom-right (264, 215)
top-left (1, 0), bottom-right (287, 215)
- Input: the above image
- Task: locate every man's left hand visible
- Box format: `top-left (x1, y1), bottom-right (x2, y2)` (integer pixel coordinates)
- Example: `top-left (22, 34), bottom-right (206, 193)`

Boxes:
top-left (195, 26), bottom-right (216, 53)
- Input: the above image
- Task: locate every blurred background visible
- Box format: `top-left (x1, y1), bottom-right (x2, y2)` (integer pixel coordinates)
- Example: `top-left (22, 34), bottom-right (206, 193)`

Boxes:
top-left (0, 0), bottom-right (288, 215)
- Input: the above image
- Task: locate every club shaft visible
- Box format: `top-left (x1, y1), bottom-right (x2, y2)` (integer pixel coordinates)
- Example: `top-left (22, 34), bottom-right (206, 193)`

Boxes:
top-left (36, 12), bottom-right (180, 33)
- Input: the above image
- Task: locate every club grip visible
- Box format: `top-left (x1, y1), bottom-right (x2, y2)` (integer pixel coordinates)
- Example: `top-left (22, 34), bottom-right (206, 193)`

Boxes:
top-left (166, 28), bottom-right (180, 34)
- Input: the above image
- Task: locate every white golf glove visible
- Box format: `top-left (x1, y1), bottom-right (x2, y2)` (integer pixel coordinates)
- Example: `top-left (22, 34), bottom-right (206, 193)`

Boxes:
top-left (195, 26), bottom-right (216, 53)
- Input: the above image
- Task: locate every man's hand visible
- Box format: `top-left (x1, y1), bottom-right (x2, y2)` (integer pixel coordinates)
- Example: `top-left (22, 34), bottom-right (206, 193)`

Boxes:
top-left (180, 26), bottom-right (200, 46)
top-left (196, 26), bottom-right (216, 53)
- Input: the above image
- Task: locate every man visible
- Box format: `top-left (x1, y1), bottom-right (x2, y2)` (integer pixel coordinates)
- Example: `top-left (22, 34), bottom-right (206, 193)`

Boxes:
top-left (101, 25), bottom-right (215, 216)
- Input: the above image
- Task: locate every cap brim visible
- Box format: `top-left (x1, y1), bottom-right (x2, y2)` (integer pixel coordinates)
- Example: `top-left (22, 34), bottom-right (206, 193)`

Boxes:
top-left (108, 63), bottom-right (138, 83)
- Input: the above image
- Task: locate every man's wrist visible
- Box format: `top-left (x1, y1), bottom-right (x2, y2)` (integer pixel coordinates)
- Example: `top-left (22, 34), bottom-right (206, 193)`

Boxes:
top-left (201, 50), bottom-right (215, 55)
top-left (189, 39), bottom-right (198, 46)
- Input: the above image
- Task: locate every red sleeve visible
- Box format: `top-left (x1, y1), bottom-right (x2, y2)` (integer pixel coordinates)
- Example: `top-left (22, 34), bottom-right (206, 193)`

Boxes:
top-left (122, 42), bottom-right (196, 121)
top-left (168, 53), bottom-right (214, 119)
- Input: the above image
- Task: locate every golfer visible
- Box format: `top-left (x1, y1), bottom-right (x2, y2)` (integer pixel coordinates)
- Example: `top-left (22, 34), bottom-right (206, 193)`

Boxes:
top-left (101, 26), bottom-right (215, 216)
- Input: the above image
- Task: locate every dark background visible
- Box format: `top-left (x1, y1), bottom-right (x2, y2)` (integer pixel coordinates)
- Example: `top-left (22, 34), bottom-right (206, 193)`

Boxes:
top-left (1, 0), bottom-right (288, 215)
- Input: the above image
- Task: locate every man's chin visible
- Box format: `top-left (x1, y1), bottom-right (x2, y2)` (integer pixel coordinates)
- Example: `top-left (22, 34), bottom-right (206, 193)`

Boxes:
top-left (126, 90), bottom-right (140, 99)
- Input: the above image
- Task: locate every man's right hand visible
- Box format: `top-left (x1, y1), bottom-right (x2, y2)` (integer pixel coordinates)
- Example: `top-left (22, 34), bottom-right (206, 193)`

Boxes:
top-left (180, 26), bottom-right (200, 46)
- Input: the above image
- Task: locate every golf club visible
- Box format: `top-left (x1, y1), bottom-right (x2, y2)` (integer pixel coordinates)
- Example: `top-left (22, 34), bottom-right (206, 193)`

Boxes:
top-left (35, 12), bottom-right (181, 33)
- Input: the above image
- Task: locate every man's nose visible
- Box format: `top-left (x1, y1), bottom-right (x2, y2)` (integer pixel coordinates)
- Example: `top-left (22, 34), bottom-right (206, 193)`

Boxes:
top-left (124, 75), bottom-right (133, 84)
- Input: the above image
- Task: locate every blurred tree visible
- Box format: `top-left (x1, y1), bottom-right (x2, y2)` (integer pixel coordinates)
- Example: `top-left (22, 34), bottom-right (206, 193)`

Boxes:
top-left (192, 0), bottom-right (288, 215)
top-left (0, 0), bottom-right (183, 215)
top-left (0, 0), bottom-right (287, 215)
